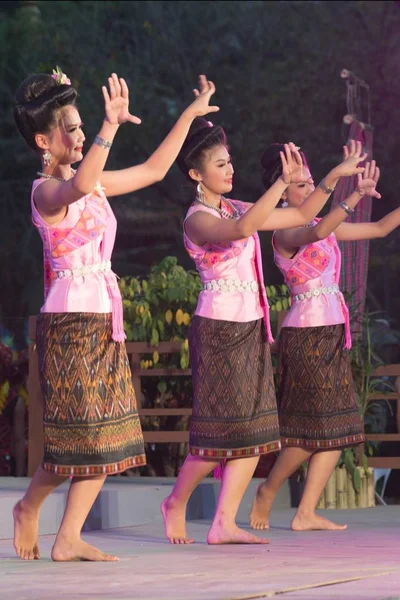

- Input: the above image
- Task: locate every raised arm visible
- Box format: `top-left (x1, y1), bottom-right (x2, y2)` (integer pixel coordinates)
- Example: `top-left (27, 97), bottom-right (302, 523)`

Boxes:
top-left (335, 206), bottom-right (400, 241)
top-left (100, 75), bottom-right (220, 197)
top-left (276, 160), bottom-right (381, 251)
top-left (35, 73), bottom-right (139, 220)
top-left (186, 144), bottom-right (307, 245)
top-left (259, 140), bottom-right (368, 232)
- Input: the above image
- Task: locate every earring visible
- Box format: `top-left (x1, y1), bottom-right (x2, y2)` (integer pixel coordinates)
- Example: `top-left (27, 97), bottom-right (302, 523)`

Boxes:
top-left (196, 183), bottom-right (205, 203)
top-left (281, 200), bottom-right (288, 208)
top-left (43, 150), bottom-right (52, 166)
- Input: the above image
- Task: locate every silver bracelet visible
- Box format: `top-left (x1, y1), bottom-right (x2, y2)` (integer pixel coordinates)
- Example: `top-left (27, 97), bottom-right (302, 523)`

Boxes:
top-left (318, 178), bottom-right (336, 194)
top-left (94, 134), bottom-right (112, 150)
top-left (340, 200), bottom-right (355, 215)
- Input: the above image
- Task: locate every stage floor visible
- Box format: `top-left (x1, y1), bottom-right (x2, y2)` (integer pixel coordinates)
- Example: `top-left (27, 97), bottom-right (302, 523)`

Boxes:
top-left (1, 506), bottom-right (399, 600)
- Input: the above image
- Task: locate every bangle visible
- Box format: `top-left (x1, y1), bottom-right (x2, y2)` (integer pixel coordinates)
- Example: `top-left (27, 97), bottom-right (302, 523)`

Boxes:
top-left (94, 134), bottom-right (112, 150)
top-left (340, 200), bottom-right (355, 215)
top-left (318, 178), bottom-right (336, 194)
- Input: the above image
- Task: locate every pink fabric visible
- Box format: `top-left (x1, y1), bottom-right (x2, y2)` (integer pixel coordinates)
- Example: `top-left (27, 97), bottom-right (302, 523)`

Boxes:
top-left (31, 178), bottom-right (126, 342)
top-left (273, 221), bottom-right (352, 349)
top-left (184, 199), bottom-right (273, 343)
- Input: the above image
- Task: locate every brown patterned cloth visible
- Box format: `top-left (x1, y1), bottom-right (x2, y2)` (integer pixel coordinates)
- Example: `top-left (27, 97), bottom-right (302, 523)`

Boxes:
top-left (188, 316), bottom-right (280, 458)
top-left (277, 324), bottom-right (364, 449)
top-left (36, 313), bottom-right (145, 475)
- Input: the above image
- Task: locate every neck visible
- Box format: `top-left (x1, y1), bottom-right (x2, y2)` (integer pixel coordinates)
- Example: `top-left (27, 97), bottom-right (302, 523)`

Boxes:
top-left (201, 188), bottom-right (222, 207)
top-left (40, 162), bottom-right (74, 180)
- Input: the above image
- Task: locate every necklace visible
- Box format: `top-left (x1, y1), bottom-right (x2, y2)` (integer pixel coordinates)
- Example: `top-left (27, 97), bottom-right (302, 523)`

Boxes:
top-left (37, 169), bottom-right (75, 182)
top-left (196, 196), bottom-right (239, 220)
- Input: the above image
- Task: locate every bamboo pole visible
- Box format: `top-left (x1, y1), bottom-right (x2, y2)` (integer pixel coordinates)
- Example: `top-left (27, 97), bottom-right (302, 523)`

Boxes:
top-left (359, 468), bottom-right (368, 508)
top-left (325, 469), bottom-right (337, 509)
top-left (347, 471), bottom-right (357, 508)
top-left (336, 467), bottom-right (348, 509)
top-left (367, 468), bottom-right (375, 508)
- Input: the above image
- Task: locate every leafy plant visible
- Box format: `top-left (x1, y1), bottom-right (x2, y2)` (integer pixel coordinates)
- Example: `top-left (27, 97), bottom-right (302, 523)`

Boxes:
top-left (337, 310), bottom-right (395, 499)
top-left (120, 256), bottom-right (201, 369)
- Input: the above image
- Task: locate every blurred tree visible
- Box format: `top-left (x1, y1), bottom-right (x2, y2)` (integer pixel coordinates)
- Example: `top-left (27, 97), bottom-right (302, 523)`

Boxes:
top-left (1, 0), bottom-right (399, 342)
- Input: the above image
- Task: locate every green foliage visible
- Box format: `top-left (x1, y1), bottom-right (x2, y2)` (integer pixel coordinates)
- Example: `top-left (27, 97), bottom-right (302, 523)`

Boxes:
top-left (120, 256), bottom-right (201, 368)
top-left (2, 1), bottom-right (400, 339)
top-left (350, 310), bottom-right (394, 429)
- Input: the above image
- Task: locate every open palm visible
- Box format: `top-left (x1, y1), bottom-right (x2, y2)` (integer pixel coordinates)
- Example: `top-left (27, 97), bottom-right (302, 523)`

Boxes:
top-left (280, 143), bottom-right (313, 185)
top-left (356, 161), bottom-right (381, 198)
top-left (336, 140), bottom-right (368, 177)
top-left (102, 73), bottom-right (142, 126)
top-left (190, 74), bottom-right (220, 117)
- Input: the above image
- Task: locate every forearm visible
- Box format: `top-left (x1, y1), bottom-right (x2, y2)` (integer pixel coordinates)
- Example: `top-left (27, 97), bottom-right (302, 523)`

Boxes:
top-left (144, 109), bottom-right (195, 180)
top-left (238, 177), bottom-right (289, 237)
top-left (298, 169), bottom-right (341, 223)
top-left (376, 207), bottom-right (400, 237)
top-left (73, 121), bottom-right (119, 194)
top-left (314, 190), bottom-right (363, 239)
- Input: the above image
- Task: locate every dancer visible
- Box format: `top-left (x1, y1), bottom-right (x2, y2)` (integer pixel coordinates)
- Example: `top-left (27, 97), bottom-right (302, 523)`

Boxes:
top-left (250, 142), bottom-right (399, 532)
top-left (161, 119), bottom-right (368, 545)
top-left (12, 68), bottom-right (218, 561)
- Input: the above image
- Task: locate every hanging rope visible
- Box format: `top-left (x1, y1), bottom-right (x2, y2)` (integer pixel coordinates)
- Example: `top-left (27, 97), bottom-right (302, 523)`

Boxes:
top-left (330, 69), bottom-right (374, 335)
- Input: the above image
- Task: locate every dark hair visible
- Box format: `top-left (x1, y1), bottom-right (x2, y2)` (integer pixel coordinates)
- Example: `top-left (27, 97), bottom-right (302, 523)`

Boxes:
top-left (14, 73), bottom-right (78, 152)
top-left (261, 143), bottom-right (309, 189)
top-left (176, 117), bottom-right (228, 182)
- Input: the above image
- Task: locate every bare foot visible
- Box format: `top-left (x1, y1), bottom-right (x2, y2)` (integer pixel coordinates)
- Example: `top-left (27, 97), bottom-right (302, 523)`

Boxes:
top-left (207, 521), bottom-right (270, 545)
top-left (249, 483), bottom-right (274, 530)
top-left (291, 511), bottom-right (348, 531)
top-left (13, 501), bottom-right (40, 560)
top-left (161, 496), bottom-right (194, 544)
top-left (51, 536), bottom-right (119, 562)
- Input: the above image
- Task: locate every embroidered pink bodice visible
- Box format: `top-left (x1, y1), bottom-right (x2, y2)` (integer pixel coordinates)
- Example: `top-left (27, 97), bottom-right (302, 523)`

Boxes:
top-left (273, 221), bottom-right (351, 348)
top-left (184, 199), bottom-right (273, 343)
top-left (31, 178), bottom-right (125, 342)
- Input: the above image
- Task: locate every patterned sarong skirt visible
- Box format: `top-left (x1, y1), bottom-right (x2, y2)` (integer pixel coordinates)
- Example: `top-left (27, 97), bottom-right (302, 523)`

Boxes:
top-left (277, 324), bottom-right (364, 449)
top-left (188, 316), bottom-right (280, 458)
top-left (36, 313), bottom-right (146, 475)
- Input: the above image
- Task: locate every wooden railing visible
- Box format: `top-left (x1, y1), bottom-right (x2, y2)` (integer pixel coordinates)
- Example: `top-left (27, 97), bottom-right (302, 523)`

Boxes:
top-left (359, 364), bottom-right (400, 469)
top-left (27, 315), bottom-right (400, 475)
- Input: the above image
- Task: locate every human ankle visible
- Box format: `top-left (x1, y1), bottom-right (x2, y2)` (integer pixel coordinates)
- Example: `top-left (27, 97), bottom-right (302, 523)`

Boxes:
top-left (15, 498), bottom-right (39, 517)
top-left (212, 511), bottom-right (235, 529)
top-left (295, 507), bottom-right (314, 519)
top-left (165, 495), bottom-right (187, 510)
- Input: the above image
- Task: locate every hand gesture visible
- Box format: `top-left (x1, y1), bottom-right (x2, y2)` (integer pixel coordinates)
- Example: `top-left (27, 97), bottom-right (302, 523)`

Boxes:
top-left (187, 74), bottom-right (220, 118)
top-left (280, 143), bottom-right (313, 185)
top-left (334, 140), bottom-right (368, 178)
top-left (356, 160), bottom-right (381, 198)
top-left (102, 73), bottom-right (142, 126)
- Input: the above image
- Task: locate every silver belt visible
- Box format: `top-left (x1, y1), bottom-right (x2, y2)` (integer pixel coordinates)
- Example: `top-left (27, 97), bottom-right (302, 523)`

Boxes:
top-left (292, 284), bottom-right (339, 302)
top-left (55, 260), bottom-right (112, 279)
top-left (203, 278), bottom-right (259, 293)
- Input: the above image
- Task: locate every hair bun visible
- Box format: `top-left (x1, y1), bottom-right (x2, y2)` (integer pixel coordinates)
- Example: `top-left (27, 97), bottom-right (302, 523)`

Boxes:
top-left (260, 143), bottom-right (285, 170)
top-left (14, 73), bottom-right (78, 152)
top-left (15, 74), bottom-right (58, 106)
top-left (260, 143), bottom-right (285, 188)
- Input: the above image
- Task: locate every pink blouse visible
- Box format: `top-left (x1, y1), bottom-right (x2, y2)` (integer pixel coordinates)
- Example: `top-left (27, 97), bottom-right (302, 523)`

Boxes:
top-left (31, 178), bottom-right (125, 342)
top-left (184, 199), bottom-right (273, 343)
top-left (273, 221), bottom-right (351, 348)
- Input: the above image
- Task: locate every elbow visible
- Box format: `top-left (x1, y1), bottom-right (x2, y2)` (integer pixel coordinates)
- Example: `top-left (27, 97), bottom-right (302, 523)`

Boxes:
top-left (313, 228), bottom-right (327, 241)
top-left (376, 227), bottom-right (386, 239)
top-left (237, 221), bottom-right (253, 238)
top-left (71, 179), bottom-right (93, 197)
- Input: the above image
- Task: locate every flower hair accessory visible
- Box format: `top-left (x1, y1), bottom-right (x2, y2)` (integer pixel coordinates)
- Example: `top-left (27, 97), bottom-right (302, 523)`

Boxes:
top-left (51, 65), bottom-right (71, 86)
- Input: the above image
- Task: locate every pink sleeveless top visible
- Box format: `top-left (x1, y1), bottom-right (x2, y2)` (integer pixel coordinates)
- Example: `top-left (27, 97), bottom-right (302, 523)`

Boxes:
top-left (184, 199), bottom-right (273, 343)
top-left (31, 178), bottom-right (125, 342)
top-left (273, 221), bottom-right (351, 349)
